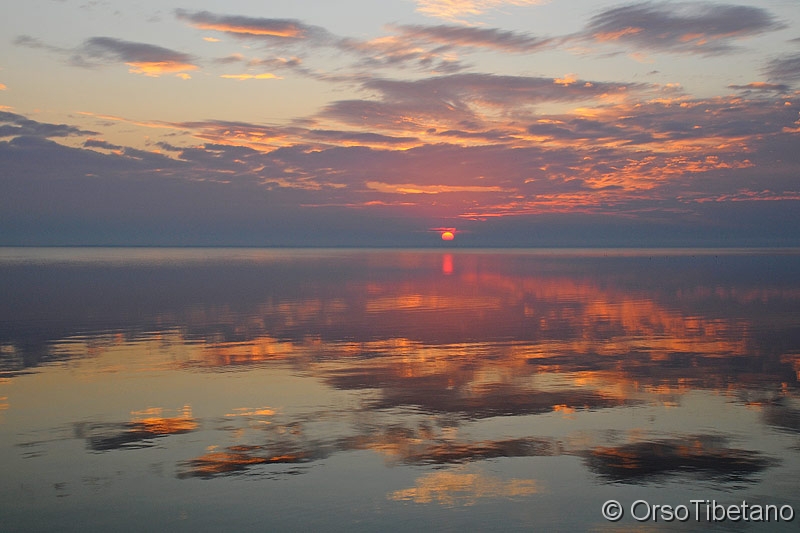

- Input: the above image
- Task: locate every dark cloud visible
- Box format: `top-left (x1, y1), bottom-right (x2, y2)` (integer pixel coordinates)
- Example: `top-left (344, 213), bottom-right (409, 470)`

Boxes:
top-left (154, 141), bottom-right (184, 152)
top-left (250, 56), bottom-right (303, 69)
top-left (0, 111), bottom-right (96, 138)
top-left (217, 54), bottom-right (304, 70)
top-left (389, 24), bottom-right (551, 53)
top-left (582, 1), bottom-right (785, 55)
top-left (584, 95), bottom-right (800, 146)
top-left (73, 37), bottom-right (197, 75)
top-left (84, 138), bottom-right (123, 150)
top-left (335, 24), bottom-right (540, 73)
top-left (0, 134), bottom-right (430, 246)
top-left (321, 98), bottom-right (478, 131)
top-left (175, 9), bottom-right (331, 42)
top-left (306, 129), bottom-right (418, 145)
top-left (170, 119), bottom-right (417, 153)
top-left (435, 128), bottom-right (516, 142)
top-left (337, 37), bottom-right (469, 73)
top-left (520, 92), bottom-right (800, 158)
top-left (17, 33), bottom-right (201, 78)
top-left (365, 73), bottom-right (632, 105)
top-left (763, 53), bottom-right (800, 83)
top-left (335, 23), bottom-right (551, 71)
top-left (213, 53), bottom-right (246, 65)
top-left (527, 117), bottom-right (627, 142)
top-left (321, 73), bottom-right (636, 130)
top-left (728, 82), bottom-right (791, 93)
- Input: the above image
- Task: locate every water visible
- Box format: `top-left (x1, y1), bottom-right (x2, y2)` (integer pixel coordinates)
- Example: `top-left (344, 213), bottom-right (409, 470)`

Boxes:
top-left (1, 248), bottom-right (799, 531)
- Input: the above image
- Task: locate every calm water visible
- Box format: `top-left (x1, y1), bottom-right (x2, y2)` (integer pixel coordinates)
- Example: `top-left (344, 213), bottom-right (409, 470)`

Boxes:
top-left (1, 248), bottom-right (799, 531)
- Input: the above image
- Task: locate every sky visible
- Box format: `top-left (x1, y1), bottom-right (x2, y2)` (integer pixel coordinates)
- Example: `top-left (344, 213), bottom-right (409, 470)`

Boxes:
top-left (1, 0), bottom-right (799, 247)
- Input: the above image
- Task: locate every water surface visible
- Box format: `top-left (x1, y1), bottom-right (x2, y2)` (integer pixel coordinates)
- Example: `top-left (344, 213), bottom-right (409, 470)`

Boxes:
top-left (1, 248), bottom-right (799, 531)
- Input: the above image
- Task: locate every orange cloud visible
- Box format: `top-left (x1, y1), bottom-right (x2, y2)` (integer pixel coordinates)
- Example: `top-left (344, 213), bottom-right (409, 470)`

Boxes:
top-left (367, 181), bottom-right (507, 194)
top-left (220, 73), bottom-right (282, 80)
top-left (126, 61), bottom-right (198, 78)
top-left (553, 73), bottom-right (577, 86)
top-left (76, 37), bottom-right (199, 78)
top-left (190, 21), bottom-right (304, 38)
top-left (415, 0), bottom-right (548, 23)
top-left (175, 10), bottom-right (312, 39)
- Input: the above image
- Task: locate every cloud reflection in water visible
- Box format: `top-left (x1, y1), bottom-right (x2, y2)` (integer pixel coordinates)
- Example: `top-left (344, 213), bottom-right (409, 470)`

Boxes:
top-left (1, 249), bottom-right (799, 516)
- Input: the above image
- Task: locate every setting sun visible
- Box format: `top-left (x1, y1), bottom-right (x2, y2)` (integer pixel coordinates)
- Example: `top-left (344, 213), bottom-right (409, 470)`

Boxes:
top-left (441, 231), bottom-right (455, 241)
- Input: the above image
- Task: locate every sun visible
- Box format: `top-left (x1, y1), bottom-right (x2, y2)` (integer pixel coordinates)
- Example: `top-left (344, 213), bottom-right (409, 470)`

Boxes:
top-left (431, 226), bottom-right (457, 241)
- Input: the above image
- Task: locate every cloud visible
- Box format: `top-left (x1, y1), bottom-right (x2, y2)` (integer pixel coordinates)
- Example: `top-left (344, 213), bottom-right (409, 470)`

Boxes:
top-left (178, 9), bottom-right (550, 75)
top-left (180, 12), bottom-right (464, 74)
top-left (175, 9), bottom-right (329, 41)
top-left (728, 82), bottom-right (791, 93)
top-left (15, 34), bottom-right (198, 78)
top-left (0, 111), bottom-right (96, 139)
top-left (388, 24), bottom-right (551, 53)
top-left (581, 2), bottom-right (785, 55)
top-left (0, 83), bottom-right (6, 91)
top-left (84, 138), bottom-right (123, 151)
top-left (304, 129), bottom-right (418, 146)
top-left (415, 0), bottom-right (548, 24)
top-left (337, 35), bottom-right (468, 73)
top-left (220, 72), bottom-right (282, 80)
top-left (365, 73), bottom-right (631, 105)
top-left (366, 181), bottom-right (508, 194)
top-left (5, 5), bottom-right (800, 248)
top-left (528, 94), bottom-right (800, 150)
top-left (3, 69), bottom-right (799, 245)
top-left (160, 87), bottom-right (798, 222)
top-left (763, 53), bottom-right (800, 83)
top-left (169, 119), bottom-right (419, 152)
top-left (13, 34), bottom-right (66, 54)
top-left (74, 37), bottom-right (198, 77)
top-left (335, 23), bottom-right (550, 73)
top-left (252, 56), bottom-right (304, 70)
top-left (320, 73), bottom-right (636, 132)
top-left (211, 55), bottom-right (316, 80)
